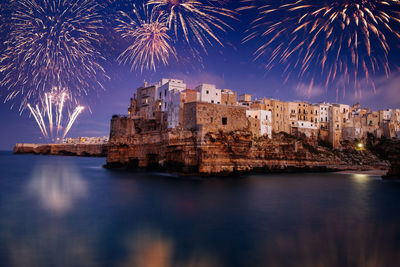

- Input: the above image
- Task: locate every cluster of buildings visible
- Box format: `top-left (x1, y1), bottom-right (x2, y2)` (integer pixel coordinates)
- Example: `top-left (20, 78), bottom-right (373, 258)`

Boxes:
top-left (127, 78), bottom-right (400, 148)
top-left (62, 136), bottom-right (109, 145)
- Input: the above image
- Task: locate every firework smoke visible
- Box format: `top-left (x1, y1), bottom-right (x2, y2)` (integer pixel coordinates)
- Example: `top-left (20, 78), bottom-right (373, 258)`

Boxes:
top-left (242, 0), bottom-right (400, 98)
top-left (0, 0), bottom-right (109, 110)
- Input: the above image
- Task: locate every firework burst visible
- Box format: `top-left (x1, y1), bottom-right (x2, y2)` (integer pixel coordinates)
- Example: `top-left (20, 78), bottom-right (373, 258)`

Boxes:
top-left (0, 0), bottom-right (109, 110)
top-left (147, 0), bottom-right (237, 51)
top-left (242, 0), bottom-right (400, 98)
top-left (27, 89), bottom-right (84, 140)
top-left (116, 4), bottom-right (175, 72)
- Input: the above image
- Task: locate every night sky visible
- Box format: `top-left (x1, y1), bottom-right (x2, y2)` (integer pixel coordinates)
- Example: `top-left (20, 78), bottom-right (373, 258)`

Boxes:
top-left (0, 0), bottom-right (399, 150)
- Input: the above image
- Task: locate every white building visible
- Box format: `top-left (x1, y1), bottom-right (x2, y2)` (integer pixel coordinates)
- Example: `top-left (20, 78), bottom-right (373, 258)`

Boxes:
top-left (292, 121), bottom-right (318, 130)
top-left (156, 79), bottom-right (186, 112)
top-left (319, 102), bottom-right (331, 123)
top-left (382, 109), bottom-right (394, 121)
top-left (196, 84), bottom-right (221, 104)
top-left (166, 89), bottom-right (183, 129)
top-left (246, 109), bottom-right (272, 138)
top-left (291, 120), bottom-right (318, 138)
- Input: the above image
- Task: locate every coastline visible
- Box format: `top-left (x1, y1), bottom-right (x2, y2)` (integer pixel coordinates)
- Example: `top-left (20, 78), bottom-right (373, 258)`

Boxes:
top-left (14, 143), bottom-right (107, 157)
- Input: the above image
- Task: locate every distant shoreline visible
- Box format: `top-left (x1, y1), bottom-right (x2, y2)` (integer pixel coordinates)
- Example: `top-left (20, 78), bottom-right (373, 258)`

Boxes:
top-left (13, 143), bottom-right (107, 157)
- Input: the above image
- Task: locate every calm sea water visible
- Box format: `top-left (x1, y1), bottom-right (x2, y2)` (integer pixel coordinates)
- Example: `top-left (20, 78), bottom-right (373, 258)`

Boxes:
top-left (0, 151), bottom-right (399, 267)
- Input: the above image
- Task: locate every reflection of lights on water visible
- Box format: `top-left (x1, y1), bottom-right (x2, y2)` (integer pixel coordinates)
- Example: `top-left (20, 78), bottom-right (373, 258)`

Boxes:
top-left (121, 229), bottom-right (219, 267)
top-left (28, 161), bottom-right (87, 215)
top-left (352, 174), bottom-right (369, 183)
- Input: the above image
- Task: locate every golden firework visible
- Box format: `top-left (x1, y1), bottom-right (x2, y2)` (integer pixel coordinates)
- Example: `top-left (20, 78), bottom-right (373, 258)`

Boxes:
top-left (116, 5), bottom-right (175, 72)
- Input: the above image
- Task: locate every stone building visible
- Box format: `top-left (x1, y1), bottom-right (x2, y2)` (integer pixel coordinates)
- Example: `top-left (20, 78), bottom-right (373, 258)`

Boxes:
top-left (183, 102), bottom-right (248, 137)
top-left (328, 105), bottom-right (342, 148)
top-left (221, 89), bottom-right (237, 105)
top-left (296, 101), bottom-right (309, 121)
top-left (134, 83), bottom-right (158, 120)
top-left (309, 104), bottom-right (320, 125)
top-left (239, 94), bottom-right (252, 104)
top-left (291, 121), bottom-right (318, 139)
top-left (246, 109), bottom-right (272, 138)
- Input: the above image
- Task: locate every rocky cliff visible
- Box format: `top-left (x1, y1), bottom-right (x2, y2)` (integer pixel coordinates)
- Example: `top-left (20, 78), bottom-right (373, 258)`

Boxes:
top-left (368, 138), bottom-right (400, 179)
top-left (14, 143), bottom-right (107, 157)
top-left (106, 128), bottom-right (389, 176)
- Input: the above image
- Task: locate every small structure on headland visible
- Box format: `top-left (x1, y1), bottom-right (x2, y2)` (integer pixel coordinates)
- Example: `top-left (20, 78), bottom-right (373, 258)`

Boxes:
top-left (106, 78), bottom-right (399, 176)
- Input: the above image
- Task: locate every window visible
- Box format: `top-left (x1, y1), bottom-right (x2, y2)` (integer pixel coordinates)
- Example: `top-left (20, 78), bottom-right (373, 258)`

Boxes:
top-left (255, 115), bottom-right (258, 119)
top-left (164, 90), bottom-right (167, 96)
top-left (211, 117), bottom-right (213, 123)
top-left (159, 92), bottom-right (162, 98)
top-left (216, 93), bottom-right (218, 96)
top-left (266, 115), bottom-right (268, 120)
top-left (211, 100), bottom-right (214, 103)
top-left (206, 90), bottom-right (209, 94)
top-left (337, 124), bottom-right (340, 129)
top-left (222, 117), bottom-right (227, 125)
top-left (217, 102), bottom-right (220, 104)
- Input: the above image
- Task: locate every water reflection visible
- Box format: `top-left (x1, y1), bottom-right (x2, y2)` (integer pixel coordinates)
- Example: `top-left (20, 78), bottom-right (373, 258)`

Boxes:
top-left (120, 228), bottom-right (219, 267)
top-left (255, 219), bottom-right (400, 267)
top-left (28, 160), bottom-right (87, 215)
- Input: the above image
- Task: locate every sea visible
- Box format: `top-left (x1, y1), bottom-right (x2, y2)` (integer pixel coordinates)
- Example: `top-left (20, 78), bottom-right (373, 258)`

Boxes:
top-left (0, 151), bottom-right (399, 267)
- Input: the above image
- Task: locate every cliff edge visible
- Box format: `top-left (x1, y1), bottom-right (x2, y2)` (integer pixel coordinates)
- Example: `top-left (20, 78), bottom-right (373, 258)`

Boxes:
top-left (106, 128), bottom-right (390, 176)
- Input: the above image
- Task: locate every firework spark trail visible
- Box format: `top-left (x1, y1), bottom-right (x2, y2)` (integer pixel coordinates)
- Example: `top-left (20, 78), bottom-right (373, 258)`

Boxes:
top-left (62, 106), bottom-right (85, 139)
top-left (116, 4), bottom-right (175, 72)
top-left (28, 90), bottom-right (83, 140)
top-left (27, 104), bottom-right (48, 138)
top-left (0, 0), bottom-right (108, 110)
top-left (147, 0), bottom-right (237, 51)
top-left (45, 93), bottom-right (54, 137)
top-left (57, 92), bottom-right (66, 135)
top-left (242, 0), bottom-right (400, 98)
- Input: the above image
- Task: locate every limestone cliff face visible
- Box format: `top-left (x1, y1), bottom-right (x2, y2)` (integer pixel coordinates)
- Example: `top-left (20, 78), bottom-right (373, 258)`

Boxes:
top-left (370, 139), bottom-right (400, 178)
top-left (106, 127), bottom-right (389, 175)
top-left (14, 143), bottom-right (107, 157)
